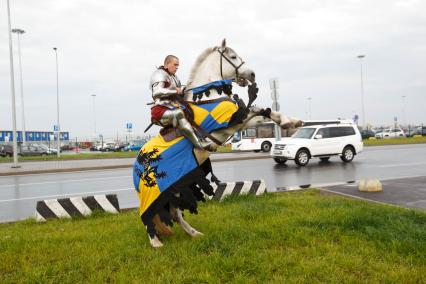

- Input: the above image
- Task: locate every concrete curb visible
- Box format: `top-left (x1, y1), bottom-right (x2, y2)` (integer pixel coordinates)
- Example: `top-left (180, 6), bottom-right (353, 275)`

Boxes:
top-left (35, 194), bottom-right (120, 222)
top-left (211, 179), bottom-right (267, 201)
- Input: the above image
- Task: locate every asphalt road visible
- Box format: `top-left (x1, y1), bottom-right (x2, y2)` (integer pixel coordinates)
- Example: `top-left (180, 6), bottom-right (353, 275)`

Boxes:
top-left (1, 144), bottom-right (426, 223)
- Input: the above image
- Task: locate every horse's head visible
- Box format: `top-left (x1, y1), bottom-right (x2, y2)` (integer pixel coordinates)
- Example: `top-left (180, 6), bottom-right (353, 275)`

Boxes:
top-left (215, 39), bottom-right (256, 87)
top-left (187, 39), bottom-right (255, 90)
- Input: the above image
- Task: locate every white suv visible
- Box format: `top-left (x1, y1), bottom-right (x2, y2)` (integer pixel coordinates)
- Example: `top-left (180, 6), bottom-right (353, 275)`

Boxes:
top-left (271, 123), bottom-right (363, 166)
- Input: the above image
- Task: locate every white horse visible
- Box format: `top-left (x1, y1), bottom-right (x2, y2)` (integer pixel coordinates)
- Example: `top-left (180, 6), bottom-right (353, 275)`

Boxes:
top-left (141, 39), bottom-right (302, 248)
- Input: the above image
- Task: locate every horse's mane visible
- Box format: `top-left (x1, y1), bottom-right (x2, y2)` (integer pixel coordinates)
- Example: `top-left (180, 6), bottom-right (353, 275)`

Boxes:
top-left (187, 47), bottom-right (217, 84)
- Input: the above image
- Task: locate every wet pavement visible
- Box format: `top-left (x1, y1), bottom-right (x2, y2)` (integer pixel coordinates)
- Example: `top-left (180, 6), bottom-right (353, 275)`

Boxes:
top-left (322, 176), bottom-right (426, 210)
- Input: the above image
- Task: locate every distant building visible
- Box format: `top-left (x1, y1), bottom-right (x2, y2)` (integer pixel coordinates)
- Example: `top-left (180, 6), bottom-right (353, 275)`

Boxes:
top-left (0, 130), bottom-right (69, 143)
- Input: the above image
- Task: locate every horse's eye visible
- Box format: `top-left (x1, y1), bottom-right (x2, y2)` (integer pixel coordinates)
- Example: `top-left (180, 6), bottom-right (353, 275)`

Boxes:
top-left (231, 55), bottom-right (237, 59)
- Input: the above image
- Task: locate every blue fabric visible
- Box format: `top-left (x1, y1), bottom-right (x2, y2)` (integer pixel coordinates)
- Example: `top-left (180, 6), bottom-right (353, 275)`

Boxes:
top-left (155, 138), bottom-right (197, 192)
top-left (192, 80), bottom-right (232, 95)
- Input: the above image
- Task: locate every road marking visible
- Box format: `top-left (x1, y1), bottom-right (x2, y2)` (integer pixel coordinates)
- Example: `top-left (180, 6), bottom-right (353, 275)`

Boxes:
top-left (376, 162), bottom-right (426, 168)
top-left (0, 175), bottom-right (132, 188)
top-left (0, 167), bottom-right (131, 178)
top-left (0, 187), bottom-right (133, 203)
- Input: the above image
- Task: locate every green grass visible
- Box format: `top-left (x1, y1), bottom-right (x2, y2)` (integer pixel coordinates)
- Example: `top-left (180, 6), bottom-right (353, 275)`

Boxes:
top-left (0, 151), bottom-right (138, 163)
top-left (363, 136), bottom-right (426, 146)
top-left (1, 190), bottom-right (425, 283)
top-left (0, 146), bottom-right (232, 163)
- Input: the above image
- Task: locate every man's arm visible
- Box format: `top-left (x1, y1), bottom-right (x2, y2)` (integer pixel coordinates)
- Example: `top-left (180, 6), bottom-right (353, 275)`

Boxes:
top-left (152, 81), bottom-right (179, 100)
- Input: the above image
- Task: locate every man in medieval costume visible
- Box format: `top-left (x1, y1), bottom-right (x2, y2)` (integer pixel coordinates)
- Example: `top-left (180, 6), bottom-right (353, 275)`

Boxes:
top-left (149, 55), bottom-right (211, 150)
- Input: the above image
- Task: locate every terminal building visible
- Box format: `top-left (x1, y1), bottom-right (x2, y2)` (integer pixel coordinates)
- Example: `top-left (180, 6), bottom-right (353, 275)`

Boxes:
top-left (0, 130), bottom-right (69, 144)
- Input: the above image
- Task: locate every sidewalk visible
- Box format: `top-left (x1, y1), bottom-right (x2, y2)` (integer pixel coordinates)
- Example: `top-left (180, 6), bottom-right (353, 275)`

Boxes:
top-left (0, 152), bottom-right (269, 176)
top-left (321, 176), bottom-right (426, 210)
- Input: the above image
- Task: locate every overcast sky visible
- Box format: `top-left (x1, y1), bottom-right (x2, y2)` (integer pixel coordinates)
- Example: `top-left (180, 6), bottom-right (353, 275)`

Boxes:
top-left (1, 0), bottom-right (425, 140)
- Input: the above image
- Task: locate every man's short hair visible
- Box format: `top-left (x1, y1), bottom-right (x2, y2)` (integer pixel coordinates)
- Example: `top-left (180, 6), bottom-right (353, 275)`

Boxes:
top-left (164, 55), bottom-right (178, 65)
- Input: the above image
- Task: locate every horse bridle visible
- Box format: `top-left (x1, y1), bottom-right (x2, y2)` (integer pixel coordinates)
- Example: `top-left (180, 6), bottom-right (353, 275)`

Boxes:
top-left (218, 49), bottom-right (245, 81)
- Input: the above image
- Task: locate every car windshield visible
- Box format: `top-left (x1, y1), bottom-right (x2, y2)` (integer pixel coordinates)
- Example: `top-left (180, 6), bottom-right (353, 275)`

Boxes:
top-left (292, 128), bottom-right (316, 139)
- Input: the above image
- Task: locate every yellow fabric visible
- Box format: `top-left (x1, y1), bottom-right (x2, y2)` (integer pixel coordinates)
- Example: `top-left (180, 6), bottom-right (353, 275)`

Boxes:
top-left (190, 104), bottom-right (209, 126)
top-left (136, 134), bottom-right (184, 216)
top-left (210, 100), bottom-right (237, 124)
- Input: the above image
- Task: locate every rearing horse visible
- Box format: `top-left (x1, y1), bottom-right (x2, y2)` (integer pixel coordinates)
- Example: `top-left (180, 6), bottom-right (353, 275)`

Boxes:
top-left (133, 39), bottom-right (302, 248)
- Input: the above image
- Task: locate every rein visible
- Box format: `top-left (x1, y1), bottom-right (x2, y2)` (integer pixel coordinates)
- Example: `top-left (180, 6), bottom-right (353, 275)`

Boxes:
top-left (218, 49), bottom-right (245, 80)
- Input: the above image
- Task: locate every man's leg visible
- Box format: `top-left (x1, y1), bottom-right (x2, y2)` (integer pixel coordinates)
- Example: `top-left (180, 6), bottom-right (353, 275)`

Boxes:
top-left (160, 108), bottom-right (212, 150)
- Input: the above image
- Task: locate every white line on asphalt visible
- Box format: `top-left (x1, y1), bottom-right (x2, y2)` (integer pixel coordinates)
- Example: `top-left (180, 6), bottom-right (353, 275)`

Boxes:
top-left (0, 187), bottom-right (133, 203)
top-left (0, 167), bottom-right (132, 178)
top-left (376, 162), bottom-right (426, 168)
top-left (0, 175), bottom-right (132, 188)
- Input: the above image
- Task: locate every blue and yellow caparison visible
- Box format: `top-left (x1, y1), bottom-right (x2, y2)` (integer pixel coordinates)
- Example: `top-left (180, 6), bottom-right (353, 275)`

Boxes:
top-left (133, 96), bottom-right (238, 222)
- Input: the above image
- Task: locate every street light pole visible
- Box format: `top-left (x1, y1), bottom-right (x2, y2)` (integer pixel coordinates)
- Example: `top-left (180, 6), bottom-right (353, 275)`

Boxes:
top-left (402, 95), bottom-right (406, 127)
top-left (12, 28), bottom-right (26, 146)
top-left (53, 47), bottom-right (60, 158)
top-left (6, 0), bottom-right (20, 168)
top-left (357, 55), bottom-right (366, 129)
top-left (91, 94), bottom-right (97, 138)
top-left (307, 97), bottom-right (312, 119)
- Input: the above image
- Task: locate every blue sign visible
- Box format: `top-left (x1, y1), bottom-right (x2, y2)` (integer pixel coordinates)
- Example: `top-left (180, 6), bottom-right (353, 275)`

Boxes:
top-left (394, 116), bottom-right (398, 122)
top-left (0, 130), bottom-right (69, 142)
top-left (54, 125), bottom-right (59, 132)
top-left (126, 123), bottom-right (132, 129)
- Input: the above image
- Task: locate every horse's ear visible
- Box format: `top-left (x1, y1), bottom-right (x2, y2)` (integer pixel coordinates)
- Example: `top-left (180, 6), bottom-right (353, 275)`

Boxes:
top-left (221, 38), bottom-right (227, 50)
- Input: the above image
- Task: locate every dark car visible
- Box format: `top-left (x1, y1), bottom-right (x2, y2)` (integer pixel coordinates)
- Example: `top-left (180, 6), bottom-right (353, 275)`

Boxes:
top-left (0, 145), bottom-right (13, 157)
top-left (408, 126), bottom-right (426, 137)
top-left (360, 129), bottom-right (375, 139)
top-left (19, 145), bottom-right (49, 156)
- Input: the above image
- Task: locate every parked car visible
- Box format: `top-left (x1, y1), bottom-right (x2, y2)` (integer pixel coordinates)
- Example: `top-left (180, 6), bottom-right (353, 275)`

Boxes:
top-left (375, 128), bottom-right (405, 139)
top-left (360, 129), bottom-right (375, 139)
top-left (19, 144), bottom-right (49, 156)
top-left (100, 142), bottom-right (116, 152)
top-left (124, 140), bottom-right (146, 152)
top-left (35, 144), bottom-right (59, 155)
top-left (408, 126), bottom-right (426, 137)
top-left (271, 122), bottom-right (363, 166)
top-left (113, 143), bottom-right (127, 152)
top-left (60, 144), bottom-right (75, 151)
top-left (0, 145), bottom-right (13, 157)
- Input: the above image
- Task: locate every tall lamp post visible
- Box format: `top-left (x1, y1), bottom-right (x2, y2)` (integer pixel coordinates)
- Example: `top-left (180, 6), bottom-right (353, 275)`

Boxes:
top-left (12, 28), bottom-right (26, 146)
top-left (357, 55), bottom-right (366, 129)
top-left (6, 0), bottom-right (20, 168)
top-left (307, 97), bottom-right (312, 119)
top-left (91, 94), bottom-right (97, 138)
top-left (402, 95), bottom-right (406, 127)
top-left (53, 47), bottom-right (60, 158)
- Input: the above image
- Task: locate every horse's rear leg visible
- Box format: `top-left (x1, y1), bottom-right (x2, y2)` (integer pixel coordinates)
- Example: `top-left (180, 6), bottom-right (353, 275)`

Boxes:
top-left (153, 214), bottom-right (173, 236)
top-left (171, 207), bottom-right (203, 237)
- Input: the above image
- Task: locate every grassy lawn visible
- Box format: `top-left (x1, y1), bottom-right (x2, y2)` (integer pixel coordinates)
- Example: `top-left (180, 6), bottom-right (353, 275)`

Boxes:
top-left (0, 151), bottom-right (138, 163)
top-left (363, 136), bottom-right (426, 146)
top-left (1, 190), bottom-right (425, 283)
top-left (0, 146), bottom-right (232, 163)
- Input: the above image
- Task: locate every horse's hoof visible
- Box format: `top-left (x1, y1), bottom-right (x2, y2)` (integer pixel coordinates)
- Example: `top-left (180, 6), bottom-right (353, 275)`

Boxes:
top-left (149, 236), bottom-right (164, 248)
top-left (295, 120), bottom-right (304, 127)
top-left (191, 230), bottom-right (204, 237)
top-left (280, 122), bottom-right (294, 129)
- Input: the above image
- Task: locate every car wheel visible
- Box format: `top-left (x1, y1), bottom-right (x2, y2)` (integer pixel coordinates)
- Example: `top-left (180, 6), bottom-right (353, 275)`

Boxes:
top-left (8, 153), bottom-right (13, 158)
top-left (340, 146), bottom-right (355, 163)
top-left (319, 157), bottom-right (330, 162)
top-left (261, 141), bottom-right (272, 152)
top-left (295, 149), bottom-right (310, 166)
top-left (274, 157), bottom-right (287, 165)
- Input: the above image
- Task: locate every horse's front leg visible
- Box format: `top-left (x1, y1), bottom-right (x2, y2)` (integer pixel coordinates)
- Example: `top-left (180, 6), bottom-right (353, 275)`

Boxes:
top-left (269, 110), bottom-right (303, 129)
top-left (170, 207), bottom-right (204, 237)
top-left (145, 222), bottom-right (164, 248)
